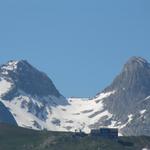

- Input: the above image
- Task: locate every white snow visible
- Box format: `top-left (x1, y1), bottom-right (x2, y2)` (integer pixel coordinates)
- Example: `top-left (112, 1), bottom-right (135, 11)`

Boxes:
top-left (2, 71), bottom-right (8, 75)
top-left (0, 90), bottom-right (116, 133)
top-left (144, 95), bottom-right (150, 100)
top-left (2, 61), bottom-right (18, 71)
top-left (108, 121), bottom-right (117, 128)
top-left (94, 90), bottom-right (116, 101)
top-left (54, 91), bottom-right (115, 133)
top-left (140, 109), bottom-right (146, 115)
top-left (128, 114), bottom-right (133, 123)
top-left (1, 94), bottom-right (69, 132)
top-left (115, 114), bottom-right (134, 130)
top-left (0, 87), bottom-right (136, 136)
top-left (0, 79), bottom-right (12, 96)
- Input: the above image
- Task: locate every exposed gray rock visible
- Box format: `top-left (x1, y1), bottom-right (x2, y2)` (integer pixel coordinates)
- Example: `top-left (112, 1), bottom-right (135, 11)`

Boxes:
top-left (51, 118), bottom-right (61, 126)
top-left (81, 109), bottom-right (93, 114)
top-left (92, 56), bottom-right (150, 135)
top-left (33, 120), bottom-right (42, 130)
top-left (0, 60), bottom-right (61, 98)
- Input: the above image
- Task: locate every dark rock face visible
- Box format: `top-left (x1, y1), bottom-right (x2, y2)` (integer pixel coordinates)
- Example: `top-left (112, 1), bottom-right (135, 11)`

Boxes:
top-left (0, 101), bottom-right (17, 126)
top-left (104, 57), bottom-right (150, 94)
top-left (15, 61), bottom-right (60, 97)
top-left (98, 57), bottom-right (150, 135)
top-left (105, 57), bottom-right (150, 110)
top-left (0, 60), bottom-right (61, 98)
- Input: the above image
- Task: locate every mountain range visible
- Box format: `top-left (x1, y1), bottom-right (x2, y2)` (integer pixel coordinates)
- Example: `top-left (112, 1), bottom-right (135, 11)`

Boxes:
top-left (0, 56), bottom-right (150, 136)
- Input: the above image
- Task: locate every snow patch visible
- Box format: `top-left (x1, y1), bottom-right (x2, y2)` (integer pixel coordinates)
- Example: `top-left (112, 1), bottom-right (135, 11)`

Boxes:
top-left (144, 96), bottom-right (150, 100)
top-left (95, 90), bottom-right (116, 101)
top-left (128, 114), bottom-right (133, 123)
top-left (140, 109), bottom-right (146, 115)
top-left (2, 60), bottom-right (19, 71)
top-left (117, 114), bottom-right (134, 129)
top-left (0, 79), bottom-right (12, 96)
top-left (108, 121), bottom-right (117, 128)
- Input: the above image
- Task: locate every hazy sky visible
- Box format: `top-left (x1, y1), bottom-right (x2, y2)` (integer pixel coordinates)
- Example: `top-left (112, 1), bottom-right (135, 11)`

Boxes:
top-left (0, 0), bottom-right (150, 97)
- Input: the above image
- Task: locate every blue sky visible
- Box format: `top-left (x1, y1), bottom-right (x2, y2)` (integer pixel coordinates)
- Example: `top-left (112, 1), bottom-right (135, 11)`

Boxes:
top-left (0, 0), bottom-right (150, 97)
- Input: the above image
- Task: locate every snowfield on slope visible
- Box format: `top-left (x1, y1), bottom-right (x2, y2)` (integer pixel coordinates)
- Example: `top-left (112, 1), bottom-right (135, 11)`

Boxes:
top-left (0, 79), bottom-right (116, 133)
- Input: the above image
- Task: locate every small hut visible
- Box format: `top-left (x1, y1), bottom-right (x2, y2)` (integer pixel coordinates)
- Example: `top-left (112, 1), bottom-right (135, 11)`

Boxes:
top-left (91, 128), bottom-right (118, 139)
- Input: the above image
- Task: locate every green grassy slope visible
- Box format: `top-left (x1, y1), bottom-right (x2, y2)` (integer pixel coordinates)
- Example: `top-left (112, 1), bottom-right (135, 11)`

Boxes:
top-left (0, 124), bottom-right (149, 150)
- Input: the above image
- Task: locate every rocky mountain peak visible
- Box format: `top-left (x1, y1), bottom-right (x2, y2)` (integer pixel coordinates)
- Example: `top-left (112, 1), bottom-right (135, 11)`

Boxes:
top-left (1, 60), bottom-right (19, 72)
top-left (0, 60), bottom-right (61, 98)
top-left (126, 56), bottom-right (147, 64)
top-left (123, 56), bottom-right (150, 73)
top-left (0, 60), bottom-right (32, 73)
top-left (102, 57), bottom-right (150, 124)
top-left (104, 56), bottom-right (150, 92)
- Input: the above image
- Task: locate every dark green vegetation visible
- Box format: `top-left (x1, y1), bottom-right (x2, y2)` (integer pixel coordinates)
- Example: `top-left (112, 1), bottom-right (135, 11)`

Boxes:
top-left (0, 124), bottom-right (150, 150)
